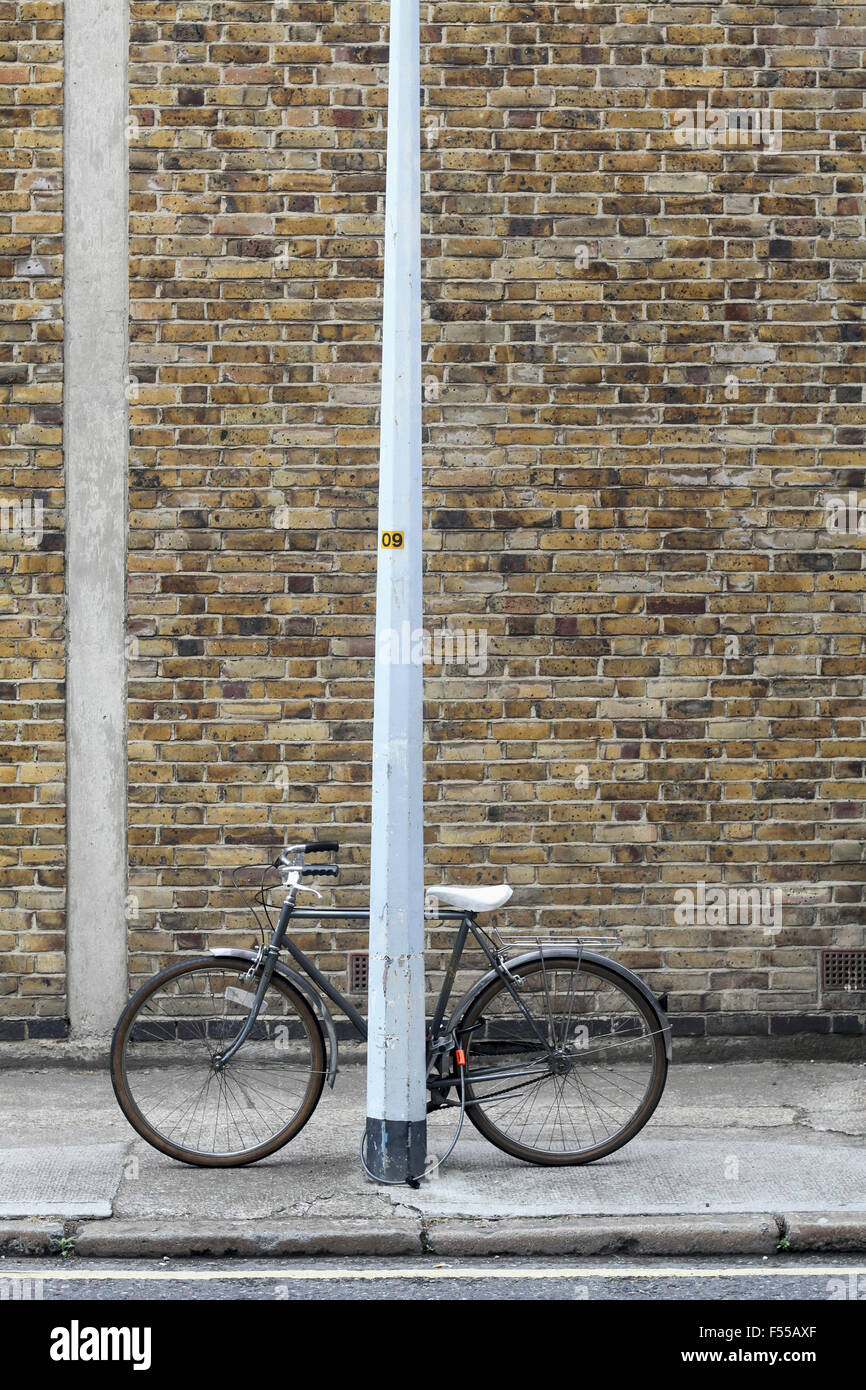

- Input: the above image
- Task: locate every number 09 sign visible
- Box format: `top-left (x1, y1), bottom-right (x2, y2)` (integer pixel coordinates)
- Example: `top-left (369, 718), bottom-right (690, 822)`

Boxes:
top-left (380, 530), bottom-right (405, 550)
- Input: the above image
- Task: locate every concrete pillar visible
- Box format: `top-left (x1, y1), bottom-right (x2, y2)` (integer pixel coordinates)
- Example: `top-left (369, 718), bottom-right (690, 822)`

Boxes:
top-left (364, 0), bottom-right (427, 1182)
top-left (64, 1), bottom-right (129, 1039)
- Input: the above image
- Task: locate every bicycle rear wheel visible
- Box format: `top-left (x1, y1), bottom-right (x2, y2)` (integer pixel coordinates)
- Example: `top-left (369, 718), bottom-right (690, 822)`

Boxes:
top-left (111, 957), bottom-right (326, 1167)
top-left (457, 953), bottom-right (667, 1165)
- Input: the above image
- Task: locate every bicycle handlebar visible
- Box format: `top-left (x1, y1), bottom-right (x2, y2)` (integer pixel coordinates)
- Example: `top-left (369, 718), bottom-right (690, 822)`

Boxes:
top-left (273, 841), bottom-right (340, 882)
top-left (274, 840), bottom-right (339, 864)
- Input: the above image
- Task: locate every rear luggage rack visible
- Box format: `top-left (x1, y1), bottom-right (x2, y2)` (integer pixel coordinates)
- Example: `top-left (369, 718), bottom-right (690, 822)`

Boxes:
top-left (492, 926), bottom-right (622, 953)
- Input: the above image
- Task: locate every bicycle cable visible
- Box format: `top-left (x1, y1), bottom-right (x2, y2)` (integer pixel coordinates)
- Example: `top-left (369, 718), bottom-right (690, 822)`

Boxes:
top-left (359, 1062), bottom-right (466, 1188)
top-left (230, 862), bottom-right (276, 949)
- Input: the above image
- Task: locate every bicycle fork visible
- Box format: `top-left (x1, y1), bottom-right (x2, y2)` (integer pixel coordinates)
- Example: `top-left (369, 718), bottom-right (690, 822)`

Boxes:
top-left (212, 885), bottom-right (302, 1069)
top-left (212, 945), bottom-right (280, 1070)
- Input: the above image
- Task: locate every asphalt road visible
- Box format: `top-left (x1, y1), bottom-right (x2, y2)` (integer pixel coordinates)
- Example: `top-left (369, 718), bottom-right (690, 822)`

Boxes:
top-left (2, 1254), bottom-right (864, 1301)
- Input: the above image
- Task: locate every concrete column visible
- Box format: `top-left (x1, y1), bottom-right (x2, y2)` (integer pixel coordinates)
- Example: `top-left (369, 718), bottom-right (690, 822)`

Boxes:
top-left (64, 1), bottom-right (129, 1039)
top-left (364, 0), bottom-right (427, 1182)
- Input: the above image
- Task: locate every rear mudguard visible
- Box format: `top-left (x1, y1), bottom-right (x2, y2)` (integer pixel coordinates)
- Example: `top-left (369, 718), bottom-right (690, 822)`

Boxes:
top-left (446, 947), bottom-right (672, 1063)
top-left (208, 948), bottom-right (338, 1087)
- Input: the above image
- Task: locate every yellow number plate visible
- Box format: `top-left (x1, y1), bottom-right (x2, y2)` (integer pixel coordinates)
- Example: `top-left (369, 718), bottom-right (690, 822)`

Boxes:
top-left (381, 530), bottom-right (405, 549)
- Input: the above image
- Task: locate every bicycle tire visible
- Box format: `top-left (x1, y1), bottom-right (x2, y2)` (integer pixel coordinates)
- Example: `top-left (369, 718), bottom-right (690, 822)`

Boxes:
top-left (456, 952), bottom-right (668, 1166)
top-left (111, 956), bottom-right (326, 1168)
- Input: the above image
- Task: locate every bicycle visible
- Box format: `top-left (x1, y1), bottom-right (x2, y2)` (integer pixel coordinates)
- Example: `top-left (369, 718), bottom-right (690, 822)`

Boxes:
top-left (111, 840), bottom-right (672, 1171)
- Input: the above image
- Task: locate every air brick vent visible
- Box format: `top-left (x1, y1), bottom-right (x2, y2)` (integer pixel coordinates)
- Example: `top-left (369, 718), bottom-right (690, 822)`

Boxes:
top-left (349, 952), bottom-right (368, 994)
top-left (822, 950), bottom-right (866, 992)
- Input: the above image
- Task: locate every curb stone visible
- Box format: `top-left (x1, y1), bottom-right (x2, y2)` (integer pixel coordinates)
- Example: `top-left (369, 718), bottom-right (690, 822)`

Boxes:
top-left (4, 1214), bottom-right (865, 1260)
top-left (0, 1220), bottom-right (65, 1256)
top-left (425, 1214), bottom-right (788, 1257)
top-left (785, 1215), bottom-right (866, 1253)
top-left (72, 1219), bottom-right (423, 1258)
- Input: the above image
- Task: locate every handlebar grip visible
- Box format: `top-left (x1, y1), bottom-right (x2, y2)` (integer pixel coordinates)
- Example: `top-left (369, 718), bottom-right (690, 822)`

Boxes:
top-left (304, 840), bottom-right (339, 854)
top-left (304, 864), bottom-right (338, 877)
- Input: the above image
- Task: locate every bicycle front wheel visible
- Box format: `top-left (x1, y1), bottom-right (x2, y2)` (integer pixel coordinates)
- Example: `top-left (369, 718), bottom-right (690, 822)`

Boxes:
top-left (457, 954), bottom-right (667, 1165)
top-left (111, 957), bottom-right (326, 1167)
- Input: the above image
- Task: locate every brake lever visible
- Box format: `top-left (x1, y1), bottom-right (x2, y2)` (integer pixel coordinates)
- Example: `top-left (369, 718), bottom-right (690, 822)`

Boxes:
top-left (294, 882), bottom-right (323, 900)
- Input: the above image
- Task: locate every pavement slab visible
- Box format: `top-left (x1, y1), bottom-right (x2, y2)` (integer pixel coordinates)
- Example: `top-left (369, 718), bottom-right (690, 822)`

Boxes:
top-left (394, 1131), bottom-right (866, 1218)
top-left (0, 1143), bottom-right (128, 1218)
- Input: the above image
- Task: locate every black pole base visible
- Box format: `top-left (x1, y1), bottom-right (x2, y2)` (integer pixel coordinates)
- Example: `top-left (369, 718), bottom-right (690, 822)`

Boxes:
top-left (364, 1116), bottom-right (427, 1183)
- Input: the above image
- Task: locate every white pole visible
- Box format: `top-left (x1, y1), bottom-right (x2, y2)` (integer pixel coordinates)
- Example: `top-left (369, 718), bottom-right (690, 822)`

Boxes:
top-left (365, 0), bottom-right (426, 1182)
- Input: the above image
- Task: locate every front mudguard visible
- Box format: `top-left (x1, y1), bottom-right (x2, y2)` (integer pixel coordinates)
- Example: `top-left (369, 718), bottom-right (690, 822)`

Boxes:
top-left (446, 947), bottom-right (672, 1063)
top-left (208, 948), bottom-right (339, 1087)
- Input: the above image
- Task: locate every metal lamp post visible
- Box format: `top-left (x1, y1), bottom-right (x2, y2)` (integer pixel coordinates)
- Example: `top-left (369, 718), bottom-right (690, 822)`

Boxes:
top-left (364, 0), bottom-right (427, 1182)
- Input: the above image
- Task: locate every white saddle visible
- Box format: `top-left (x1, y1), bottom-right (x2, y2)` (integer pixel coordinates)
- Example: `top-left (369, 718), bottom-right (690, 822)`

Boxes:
top-left (425, 884), bottom-right (512, 914)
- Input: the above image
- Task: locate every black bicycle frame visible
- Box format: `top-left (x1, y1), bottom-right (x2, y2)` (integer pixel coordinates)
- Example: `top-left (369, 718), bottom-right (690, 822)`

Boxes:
top-left (277, 903), bottom-right (472, 1043)
top-left (216, 892), bottom-right (554, 1073)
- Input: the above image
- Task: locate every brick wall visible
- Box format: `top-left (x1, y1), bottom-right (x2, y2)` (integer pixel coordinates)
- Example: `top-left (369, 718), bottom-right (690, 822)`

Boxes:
top-left (6, 2), bottom-right (865, 1044)
top-left (124, 1), bottom-right (866, 1043)
top-left (0, 0), bottom-right (64, 1040)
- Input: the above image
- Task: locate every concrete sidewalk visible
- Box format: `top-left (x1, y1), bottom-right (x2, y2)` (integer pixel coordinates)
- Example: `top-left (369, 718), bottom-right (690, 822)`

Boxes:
top-left (0, 1062), bottom-right (863, 1257)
